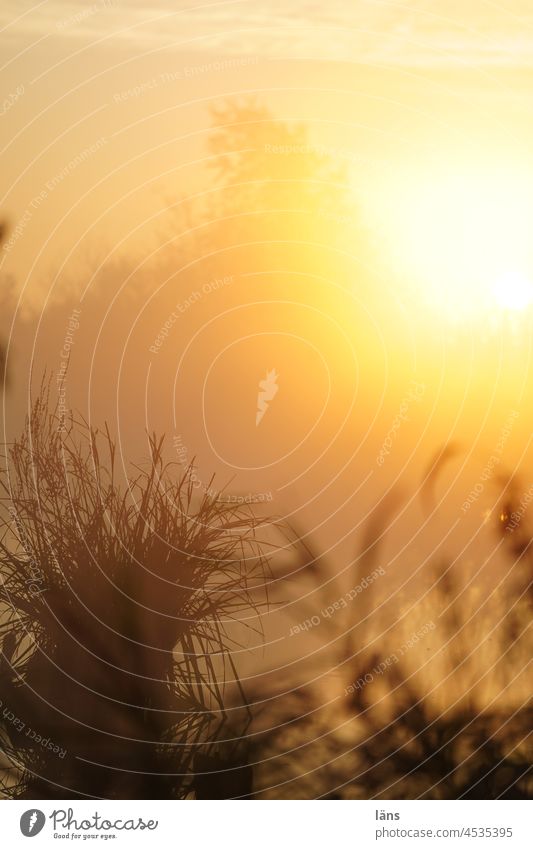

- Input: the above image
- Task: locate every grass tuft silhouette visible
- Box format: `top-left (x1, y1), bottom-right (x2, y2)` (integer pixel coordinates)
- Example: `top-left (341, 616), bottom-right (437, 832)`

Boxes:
top-left (0, 386), bottom-right (267, 798)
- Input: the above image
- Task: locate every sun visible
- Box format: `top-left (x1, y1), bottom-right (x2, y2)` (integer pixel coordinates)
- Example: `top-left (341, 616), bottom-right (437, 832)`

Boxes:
top-left (492, 270), bottom-right (533, 311)
top-left (377, 160), bottom-right (533, 322)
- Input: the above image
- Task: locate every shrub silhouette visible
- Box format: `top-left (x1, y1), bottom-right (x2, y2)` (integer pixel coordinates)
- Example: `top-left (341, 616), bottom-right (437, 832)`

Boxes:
top-left (244, 492), bottom-right (532, 800)
top-left (0, 390), bottom-right (266, 798)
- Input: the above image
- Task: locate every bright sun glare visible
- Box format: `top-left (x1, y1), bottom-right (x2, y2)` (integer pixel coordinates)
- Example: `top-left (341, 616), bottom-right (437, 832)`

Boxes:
top-left (492, 270), bottom-right (533, 311)
top-left (383, 164), bottom-right (533, 323)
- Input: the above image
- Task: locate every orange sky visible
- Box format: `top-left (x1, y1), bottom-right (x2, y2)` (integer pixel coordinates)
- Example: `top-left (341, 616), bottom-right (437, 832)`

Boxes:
top-left (1, 1), bottom-right (533, 603)
top-left (3, 0), bottom-right (533, 290)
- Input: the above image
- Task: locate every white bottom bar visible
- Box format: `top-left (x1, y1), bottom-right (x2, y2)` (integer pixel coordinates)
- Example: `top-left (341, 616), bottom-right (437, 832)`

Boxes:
top-left (0, 799), bottom-right (530, 847)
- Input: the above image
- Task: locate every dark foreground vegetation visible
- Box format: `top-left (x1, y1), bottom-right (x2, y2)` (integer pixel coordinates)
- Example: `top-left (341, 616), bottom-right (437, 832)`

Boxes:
top-left (0, 391), bottom-right (265, 798)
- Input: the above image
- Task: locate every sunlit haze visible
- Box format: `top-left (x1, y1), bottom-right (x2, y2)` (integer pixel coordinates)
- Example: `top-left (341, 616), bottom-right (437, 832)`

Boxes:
top-left (0, 0), bottom-right (532, 808)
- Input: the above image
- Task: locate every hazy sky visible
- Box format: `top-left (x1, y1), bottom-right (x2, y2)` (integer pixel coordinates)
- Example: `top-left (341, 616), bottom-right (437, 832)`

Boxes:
top-left (2, 0), bottom-right (533, 311)
top-left (3, 0), bottom-right (533, 284)
top-left (2, 1), bottom-right (532, 593)
top-left (2, 0), bottom-right (533, 65)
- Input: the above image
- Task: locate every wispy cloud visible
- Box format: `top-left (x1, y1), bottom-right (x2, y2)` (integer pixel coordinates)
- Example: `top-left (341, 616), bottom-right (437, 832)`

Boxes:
top-left (2, 0), bottom-right (533, 67)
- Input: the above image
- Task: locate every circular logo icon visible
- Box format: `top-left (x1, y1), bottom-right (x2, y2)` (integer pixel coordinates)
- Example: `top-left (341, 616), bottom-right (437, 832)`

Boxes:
top-left (20, 810), bottom-right (46, 837)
